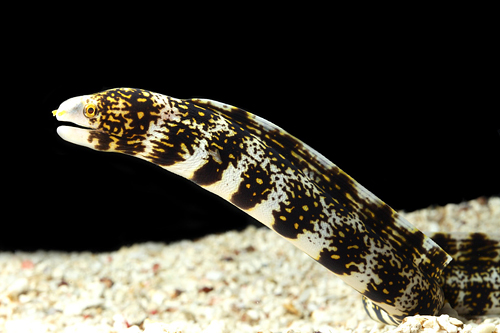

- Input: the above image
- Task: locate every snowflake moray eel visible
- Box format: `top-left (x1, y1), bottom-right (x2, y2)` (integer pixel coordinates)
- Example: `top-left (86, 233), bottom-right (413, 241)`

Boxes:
top-left (53, 88), bottom-right (500, 325)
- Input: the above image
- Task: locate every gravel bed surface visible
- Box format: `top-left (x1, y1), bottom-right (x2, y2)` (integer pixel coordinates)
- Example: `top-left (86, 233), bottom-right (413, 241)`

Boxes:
top-left (1, 197), bottom-right (499, 333)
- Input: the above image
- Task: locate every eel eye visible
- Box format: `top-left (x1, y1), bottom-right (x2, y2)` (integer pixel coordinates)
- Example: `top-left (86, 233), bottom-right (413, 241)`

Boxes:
top-left (85, 104), bottom-right (98, 118)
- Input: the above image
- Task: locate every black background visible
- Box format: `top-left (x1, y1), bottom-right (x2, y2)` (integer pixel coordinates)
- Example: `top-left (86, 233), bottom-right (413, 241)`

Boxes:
top-left (5, 15), bottom-right (499, 252)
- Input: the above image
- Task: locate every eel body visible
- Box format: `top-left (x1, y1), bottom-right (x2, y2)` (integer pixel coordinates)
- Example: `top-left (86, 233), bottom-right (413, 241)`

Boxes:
top-left (53, 88), bottom-right (499, 324)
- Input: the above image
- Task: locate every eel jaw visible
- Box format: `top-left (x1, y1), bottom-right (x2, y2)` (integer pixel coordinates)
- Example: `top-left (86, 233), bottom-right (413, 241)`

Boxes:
top-left (56, 125), bottom-right (97, 150)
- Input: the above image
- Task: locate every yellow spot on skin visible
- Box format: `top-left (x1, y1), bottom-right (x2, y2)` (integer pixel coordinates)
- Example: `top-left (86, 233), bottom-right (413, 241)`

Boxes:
top-left (180, 143), bottom-right (189, 154)
top-left (272, 139), bottom-right (285, 149)
top-left (178, 104), bottom-right (189, 109)
top-left (345, 262), bottom-right (357, 269)
top-left (137, 98), bottom-right (147, 102)
top-left (339, 231), bottom-right (345, 238)
top-left (117, 91), bottom-right (132, 99)
top-left (256, 178), bottom-right (263, 185)
top-left (383, 289), bottom-right (389, 294)
top-left (56, 110), bottom-right (66, 117)
top-left (331, 254), bottom-right (340, 259)
top-left (261, 188), bottom-right (272, 196)
top-left (279, 216), bottom-right (286, 221)
top-left (211, 143), bottom-right (224, 151)
top-left (198, 111), bottom-right (205, 117)
top-left (137, 112), bottom-right (144, 119)
top-left (302, 205), bottom-right (309, 211)
top-left (294, 223), bottom-right (299, 229)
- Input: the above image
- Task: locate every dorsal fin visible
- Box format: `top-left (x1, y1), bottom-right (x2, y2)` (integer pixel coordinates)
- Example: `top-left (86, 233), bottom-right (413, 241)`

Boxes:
top-left (190, 98), bottom-right (452, 280)
top-left (190, 98), bottom-right (338, 192)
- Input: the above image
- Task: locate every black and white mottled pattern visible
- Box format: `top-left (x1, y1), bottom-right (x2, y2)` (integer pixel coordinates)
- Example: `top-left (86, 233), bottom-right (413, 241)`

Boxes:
top-left (53, 88), bottom-right (499, 325)
top-left (430, 232), bottom-right (500, 316)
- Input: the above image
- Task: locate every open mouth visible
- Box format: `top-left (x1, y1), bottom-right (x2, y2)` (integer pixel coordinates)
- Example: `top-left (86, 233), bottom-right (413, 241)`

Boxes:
top-left (53, 111), bottom-right (104, 135)
top-left (56, 121), bottom-right (91, 131)
top-left (55, 121), bottom-right (105, 150)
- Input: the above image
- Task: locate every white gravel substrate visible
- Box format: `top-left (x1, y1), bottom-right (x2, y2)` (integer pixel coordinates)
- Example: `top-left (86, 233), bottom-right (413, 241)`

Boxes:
top-left (1, 197), bottom-right (499, 333)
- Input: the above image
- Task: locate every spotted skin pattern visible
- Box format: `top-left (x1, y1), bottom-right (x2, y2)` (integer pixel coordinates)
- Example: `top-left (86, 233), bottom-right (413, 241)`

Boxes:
top-left (54, 88), bottom-right (499, 325)
top-left (431, 233), bottom-right (500, 316)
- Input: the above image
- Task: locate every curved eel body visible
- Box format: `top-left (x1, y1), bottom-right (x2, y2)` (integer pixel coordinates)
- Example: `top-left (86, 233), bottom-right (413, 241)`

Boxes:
top-left (53, 88), bottom-right (500, 325)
